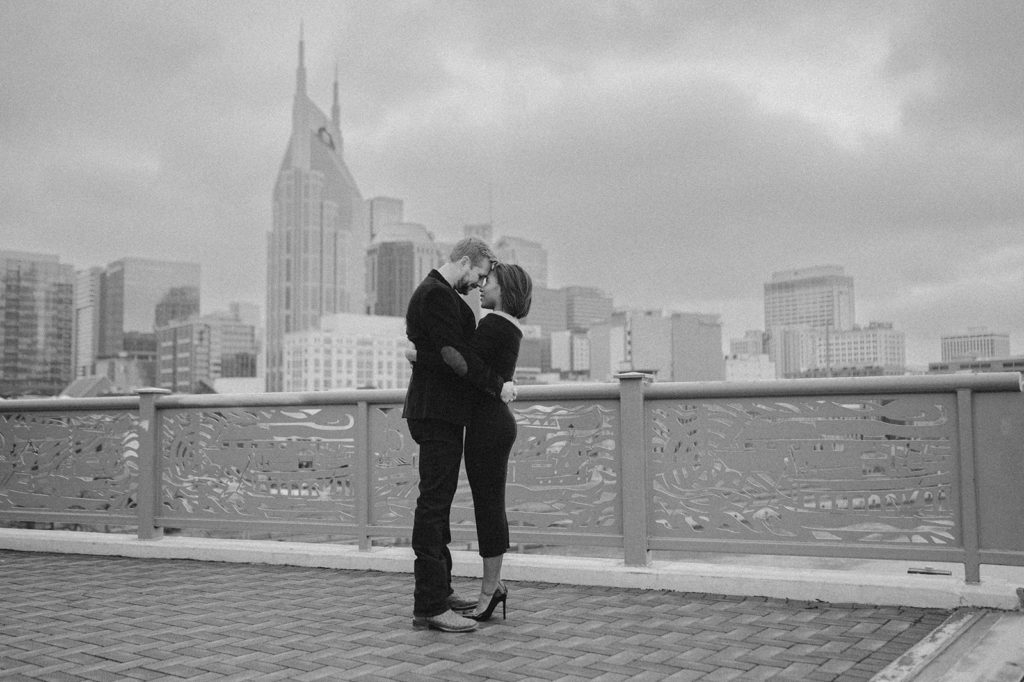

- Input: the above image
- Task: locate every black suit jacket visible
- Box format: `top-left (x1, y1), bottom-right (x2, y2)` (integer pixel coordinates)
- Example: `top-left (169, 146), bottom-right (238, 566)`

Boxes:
top-left (402, 270), bottom-right (504, 426)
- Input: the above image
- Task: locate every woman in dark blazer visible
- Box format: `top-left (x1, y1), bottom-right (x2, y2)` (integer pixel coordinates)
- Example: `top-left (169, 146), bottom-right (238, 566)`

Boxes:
top-left (410, 262), bottom-right (533, 622)
top-left (462, 263), bottom-right (532, 621)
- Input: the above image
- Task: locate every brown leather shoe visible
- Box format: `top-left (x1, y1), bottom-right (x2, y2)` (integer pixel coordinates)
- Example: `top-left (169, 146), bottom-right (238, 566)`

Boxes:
top-left (412, 609), bottom-right (478, 632)
top-left (446, 591), bottom-right (477, 613)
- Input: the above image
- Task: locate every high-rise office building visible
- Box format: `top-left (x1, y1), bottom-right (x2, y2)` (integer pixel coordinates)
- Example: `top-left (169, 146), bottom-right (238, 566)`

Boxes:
top-left (368, 196), bottom-right (404, 239)
top-left (525, 286), bottom-right (568, 335)
top-left (940, 328), bottom-right (1010, 361)
top-left (764, 265), bottom-right (854, 331)
top-left (564, 286), bottom-right (613, 330)
top-left (267, 36), bottom-right (368, 391)
top-left (365, 223), bottom-right (445, 317)
top-left (74, 267), bottom-right (102, 378)
top-left (228, 302), bottom-right (262, 329)
top-left (494, 235), bottom-right (548, 288)
top-left (765, 265), bottom-right (855, 378)
top-left (0, 250), bottom-right (75, 397)
top-left (155, 286), bottom-right (200, 328)
top-left (83, 258), bottom-right (201, 391)
top-left (96, 257), bottom-right (201, 360)
top-left (770, 327), bottom-right (821, 379)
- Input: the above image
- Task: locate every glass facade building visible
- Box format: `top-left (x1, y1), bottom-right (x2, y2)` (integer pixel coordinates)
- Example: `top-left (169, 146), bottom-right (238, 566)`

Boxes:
top-left (96, 258), bottom-right (201, 359)
top-left (0, 250), bottom-right (75, 397)
top-left (155, 286), bottom-right (201, 328)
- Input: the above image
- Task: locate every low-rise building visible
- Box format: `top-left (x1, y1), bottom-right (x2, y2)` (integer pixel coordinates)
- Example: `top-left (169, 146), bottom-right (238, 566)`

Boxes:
top-left (588, 309), bottom-right (724, 382)
top-left (156, 310), bottom-right (258, 393)
top-left (283, 313), bottom-right (411, 391)
top-left (725, 354), bottom-right (776, 382)
top-left (940, 328), bottom-right (1010, 361)
top-left (770, 322), bottom-right (906, 378)
top-left (928, 355), bottom-right (1024, 375)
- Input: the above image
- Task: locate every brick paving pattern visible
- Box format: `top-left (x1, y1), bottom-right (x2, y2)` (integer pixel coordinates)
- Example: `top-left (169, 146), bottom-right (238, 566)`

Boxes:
top-left (0, 550), bottom-right (949, 681)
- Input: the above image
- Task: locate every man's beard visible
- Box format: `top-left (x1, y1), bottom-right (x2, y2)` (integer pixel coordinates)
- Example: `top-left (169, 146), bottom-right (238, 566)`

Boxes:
top-left (454, 280), bottom-right (473, 295)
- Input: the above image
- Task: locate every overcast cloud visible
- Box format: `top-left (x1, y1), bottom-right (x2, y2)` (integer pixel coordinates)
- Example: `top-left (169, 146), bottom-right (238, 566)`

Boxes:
top-left (1, 0), bottom-right (1022, 366)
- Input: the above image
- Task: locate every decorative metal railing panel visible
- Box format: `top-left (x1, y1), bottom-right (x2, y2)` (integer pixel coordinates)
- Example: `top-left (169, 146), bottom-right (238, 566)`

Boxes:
top-left (160, 406), bottom-right (359, 523)
top-left (648, 395), bottom-right (957, 545)
top-left (369, 404), bottom-right (418, 528)
top-left (2, 373), bottom-right (1021, 576)
top-left (506, 401), bottom-right (620, 532)
top-left (368, 400), bottom-right (620, 533)
top-left (0, 410), bottom-right (140, 513)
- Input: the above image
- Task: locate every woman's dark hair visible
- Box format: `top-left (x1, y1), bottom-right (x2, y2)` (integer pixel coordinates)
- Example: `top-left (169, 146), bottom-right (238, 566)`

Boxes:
top-left (493, 263), bottom-right (532, 319)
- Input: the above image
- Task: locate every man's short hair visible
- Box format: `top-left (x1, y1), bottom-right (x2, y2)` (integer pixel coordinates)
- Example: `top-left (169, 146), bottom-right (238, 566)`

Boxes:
top-left (449, 236), bottom-right (496, 267)
top-left (493, 263), bottom-right (533, 320)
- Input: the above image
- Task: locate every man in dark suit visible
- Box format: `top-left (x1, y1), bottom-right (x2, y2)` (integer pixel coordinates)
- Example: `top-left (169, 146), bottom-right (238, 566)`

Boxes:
top-left (404, 236), bottom-right (514, 633)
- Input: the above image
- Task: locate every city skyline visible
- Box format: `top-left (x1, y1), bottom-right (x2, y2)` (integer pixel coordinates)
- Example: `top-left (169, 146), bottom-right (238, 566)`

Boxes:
top-left (2, 2), bottom-right (1022, 367)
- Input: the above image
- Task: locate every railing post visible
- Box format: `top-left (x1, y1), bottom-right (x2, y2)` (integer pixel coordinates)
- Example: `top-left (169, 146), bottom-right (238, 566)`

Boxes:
top-left (956, 388), bottom-right (981, 583)
top-left (136, 388), bottom-right (170, 540)
top-left (355, 400), bottom-right (371, 550)
top-left (618, 372), bottom-right (651, 567)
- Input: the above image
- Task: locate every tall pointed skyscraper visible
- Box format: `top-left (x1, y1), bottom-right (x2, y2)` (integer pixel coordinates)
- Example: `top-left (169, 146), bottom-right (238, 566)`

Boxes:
top-left (266, 34), bottom-right (367, 391)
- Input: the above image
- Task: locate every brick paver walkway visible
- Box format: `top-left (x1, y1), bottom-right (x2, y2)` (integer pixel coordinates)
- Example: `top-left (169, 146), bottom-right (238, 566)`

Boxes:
top-left (0, 550), bottom-right (950, 681)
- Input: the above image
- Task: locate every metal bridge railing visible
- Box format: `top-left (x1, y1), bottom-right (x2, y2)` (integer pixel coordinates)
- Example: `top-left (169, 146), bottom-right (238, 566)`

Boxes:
top-left (2, 372), bottom-right (1021, 583)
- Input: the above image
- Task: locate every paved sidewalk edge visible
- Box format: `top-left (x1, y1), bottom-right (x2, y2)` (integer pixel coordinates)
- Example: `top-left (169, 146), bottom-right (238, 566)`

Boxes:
top-left (2, 528), bottom-right (1022, 610)
top-left (870, 609), bottom-right (984, 681)
top-left (872, 609), bottom-right (1024, 681)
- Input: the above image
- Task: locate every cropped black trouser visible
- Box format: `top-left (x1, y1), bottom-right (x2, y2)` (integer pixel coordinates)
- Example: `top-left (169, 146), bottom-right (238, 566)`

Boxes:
top-left (464, 399), bottom-right (517, 558)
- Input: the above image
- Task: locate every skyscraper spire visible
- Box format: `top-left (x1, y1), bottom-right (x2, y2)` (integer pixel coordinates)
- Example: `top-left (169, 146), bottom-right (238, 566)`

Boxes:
top-left (270, 32), bottom-right (367, 392)
top-left (331, 61), bottom-right (340, 128)
top-left (296, 22), bottom-right (307, 95)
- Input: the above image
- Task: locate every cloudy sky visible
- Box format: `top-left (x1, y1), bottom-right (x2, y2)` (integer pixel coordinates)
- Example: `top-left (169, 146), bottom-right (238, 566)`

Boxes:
top-left (2, 0), bottom-right (1022, 367)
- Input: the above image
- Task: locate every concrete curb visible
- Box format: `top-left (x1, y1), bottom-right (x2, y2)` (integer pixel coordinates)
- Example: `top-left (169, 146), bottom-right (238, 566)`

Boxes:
top-left (871, 609), bottom-right (985, 681)
top-left (873, 609), bottom-right (1024, 681)
top-left (2, 529), bottom-right (1022, 610)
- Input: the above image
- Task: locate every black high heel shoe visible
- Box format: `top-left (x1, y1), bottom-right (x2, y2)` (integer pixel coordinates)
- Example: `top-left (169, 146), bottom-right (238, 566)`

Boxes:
top-left (469, 582), bottom-right (508, 622)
